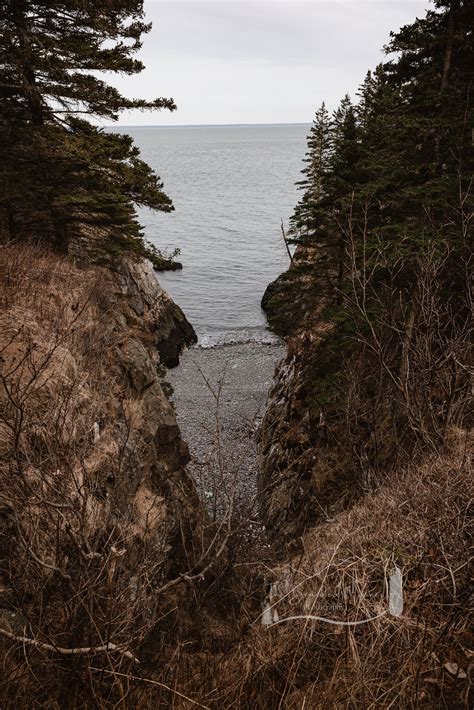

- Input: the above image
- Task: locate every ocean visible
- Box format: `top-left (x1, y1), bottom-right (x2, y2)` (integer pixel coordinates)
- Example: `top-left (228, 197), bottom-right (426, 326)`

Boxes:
top-left (113, 124), bottom-right (309, 346)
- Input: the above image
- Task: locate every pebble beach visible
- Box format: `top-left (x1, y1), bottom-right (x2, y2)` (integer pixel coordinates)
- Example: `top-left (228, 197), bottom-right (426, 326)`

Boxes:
top-left (168, 341), bottom-right (284, 516)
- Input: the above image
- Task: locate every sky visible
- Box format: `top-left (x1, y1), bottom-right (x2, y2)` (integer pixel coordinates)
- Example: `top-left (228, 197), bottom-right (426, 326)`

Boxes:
top-left (108, 0), bottom-right (431, 126)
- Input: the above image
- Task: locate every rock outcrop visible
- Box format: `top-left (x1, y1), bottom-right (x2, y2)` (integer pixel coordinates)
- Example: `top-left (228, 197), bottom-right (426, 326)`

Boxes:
top-left (115, 257), bottom-right (197, 367)
top-left (257, 246), bottom-right (353, 539)
top-left (0, 243), bottom-right (202, 700)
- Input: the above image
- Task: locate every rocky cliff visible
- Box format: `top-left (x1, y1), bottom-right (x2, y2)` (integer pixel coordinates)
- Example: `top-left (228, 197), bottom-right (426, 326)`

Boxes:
top-left (0, 243), bottom-right (202, 703)
top-left (257, 246), bottom-right (355, 540)
top-left (258, 232), bottom-right (473, 540)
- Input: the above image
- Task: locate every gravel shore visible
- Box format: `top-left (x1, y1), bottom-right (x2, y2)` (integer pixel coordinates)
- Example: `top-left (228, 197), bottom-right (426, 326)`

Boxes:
top-left (168, 341), bottom-right (285, 516)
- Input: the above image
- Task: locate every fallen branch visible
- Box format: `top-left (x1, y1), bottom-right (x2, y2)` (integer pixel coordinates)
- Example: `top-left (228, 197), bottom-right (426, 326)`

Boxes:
top-left (0, 627), bottom-right (139, 663)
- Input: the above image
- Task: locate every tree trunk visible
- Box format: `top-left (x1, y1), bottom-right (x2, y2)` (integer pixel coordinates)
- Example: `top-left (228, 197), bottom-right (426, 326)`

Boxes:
top-left (11, 0), bottom-right (44, 125)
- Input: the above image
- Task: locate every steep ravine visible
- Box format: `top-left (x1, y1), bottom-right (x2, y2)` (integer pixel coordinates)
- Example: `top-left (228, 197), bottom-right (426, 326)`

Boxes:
top-left (0, 244), bottom-right (206, 703)
top-left (1, 244), bottom-right (469, 709)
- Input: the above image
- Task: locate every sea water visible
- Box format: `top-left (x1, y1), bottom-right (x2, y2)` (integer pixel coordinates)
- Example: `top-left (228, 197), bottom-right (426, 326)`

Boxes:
top-left (112, 124), bottom-right (309, 346)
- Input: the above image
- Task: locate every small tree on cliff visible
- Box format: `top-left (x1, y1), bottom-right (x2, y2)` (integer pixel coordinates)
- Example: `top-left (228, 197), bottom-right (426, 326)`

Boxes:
top-left (0, 0), bottom-right (174, 257)
top-left (290, 102), bottom-right (332, 239)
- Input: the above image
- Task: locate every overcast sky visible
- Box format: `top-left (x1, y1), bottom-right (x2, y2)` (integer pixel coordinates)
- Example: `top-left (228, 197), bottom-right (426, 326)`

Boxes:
top-left (108, 0), bottom-right (431, 126)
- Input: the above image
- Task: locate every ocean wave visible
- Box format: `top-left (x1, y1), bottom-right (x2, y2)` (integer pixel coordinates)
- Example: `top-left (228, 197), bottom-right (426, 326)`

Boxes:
top-left (196, 328), bottom-right (282, 349)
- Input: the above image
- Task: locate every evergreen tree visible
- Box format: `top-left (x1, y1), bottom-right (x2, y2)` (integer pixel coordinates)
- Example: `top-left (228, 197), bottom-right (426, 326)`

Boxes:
top-left (355, 70), bottom-right (378, 129)
top-left (0, 0), bottom-right (175, 259)
top-left (291, 103), bottom-right (332, 238)
top-left (290, 0), bottom-right (472, 257)
top-left (277, 0), bottom-right (472, 457)
top-left (327, 95), bottom-right (360, 197)
top-left (299, 103), bottom-right (332, 203)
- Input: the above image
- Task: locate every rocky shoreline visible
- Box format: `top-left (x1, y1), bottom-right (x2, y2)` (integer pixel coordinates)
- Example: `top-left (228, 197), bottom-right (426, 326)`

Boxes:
top-left (168, 340), bottom-right (285, 517)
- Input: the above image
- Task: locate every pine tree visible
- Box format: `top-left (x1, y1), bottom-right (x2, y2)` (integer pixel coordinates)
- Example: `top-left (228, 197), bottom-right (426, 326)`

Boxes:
top-left (355, 70), bottom-right (378, 129)
top-left (290, 103), bottom-right (332, 238)
top-left (264, 0), bottom-right (473, 486)
top-left (327, 95), bottom-right (359, 197)
top-left (299, 102), bottom-right (332, 203)
top-left (0, 0), bottom-right (176, 259)
top-left (290, 94), bottom-right (362, 243)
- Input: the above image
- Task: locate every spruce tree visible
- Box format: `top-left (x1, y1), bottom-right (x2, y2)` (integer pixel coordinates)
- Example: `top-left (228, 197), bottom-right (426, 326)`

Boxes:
top-left (298, 102), bottom-right (332, 203)
top-left (291, 102), bottom-right (332, 238)
top-left (280, 0), bottom-right (472, 454)
top-left (0, 1), bottom-right (175, 258)
top-left (355, 70), bottom-right (378, 129)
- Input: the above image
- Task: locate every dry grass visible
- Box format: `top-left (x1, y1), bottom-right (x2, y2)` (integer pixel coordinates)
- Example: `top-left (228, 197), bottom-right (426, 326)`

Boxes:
top-left (0, 243), bottom-right (471, 708)
top-left (0, 243), bottom-right (208, 707)
top-left (102, 436), bottom-right (471, 709)
top-left (210, 436), bottom-right (472, 708)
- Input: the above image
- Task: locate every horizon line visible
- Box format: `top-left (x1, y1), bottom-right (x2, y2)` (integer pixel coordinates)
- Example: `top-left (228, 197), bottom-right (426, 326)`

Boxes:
top-left (107, 121), bottom-right (311, 128)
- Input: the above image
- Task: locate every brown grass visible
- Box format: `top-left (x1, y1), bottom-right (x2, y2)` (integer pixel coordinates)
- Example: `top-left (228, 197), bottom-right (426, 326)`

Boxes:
top-left (92, 435), bottom-right (470, 709)
top-left (0, 243), bottom-right (208, 707)
top-left (0, 243), bottom-right (471, 708)
top-left (210, 436), bottom-right (472, 708)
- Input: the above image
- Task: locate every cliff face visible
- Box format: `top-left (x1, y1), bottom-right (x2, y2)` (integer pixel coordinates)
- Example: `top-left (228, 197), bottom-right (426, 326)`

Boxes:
top-left (0, 243), bottom-right (202, 701)
top-left (117, 257), bottom-right (197, 368)
top-left (259, 224), bottom-right (472, 547)
top-left (257, 247), bottom-right (353, 539)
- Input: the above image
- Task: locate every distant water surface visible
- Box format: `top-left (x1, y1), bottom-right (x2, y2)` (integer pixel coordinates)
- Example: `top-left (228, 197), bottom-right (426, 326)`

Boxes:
top-left (112, 124), bottom-right (309, 346)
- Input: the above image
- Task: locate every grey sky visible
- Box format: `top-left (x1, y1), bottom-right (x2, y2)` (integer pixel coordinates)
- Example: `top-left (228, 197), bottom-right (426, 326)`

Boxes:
top-left (109, 0), bottom-right (431, 126)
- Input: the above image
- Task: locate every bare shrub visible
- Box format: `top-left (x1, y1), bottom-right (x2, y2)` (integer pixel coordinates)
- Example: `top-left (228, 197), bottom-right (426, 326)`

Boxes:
top-left (0, 243), bottom-right (228, 707)
top-left (212, 438), bottom-right (472, 708)
top-left (343, 211), bottom-right (472, 465)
